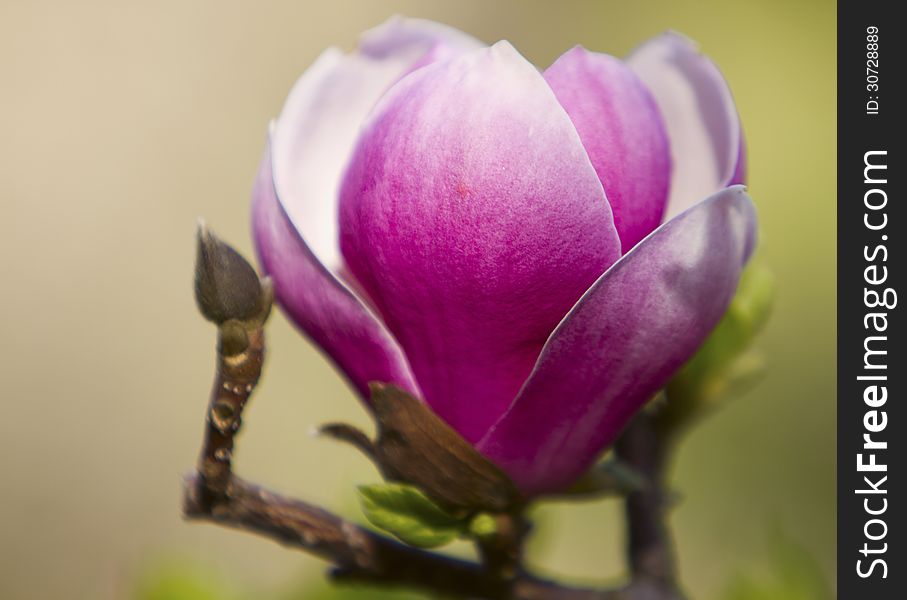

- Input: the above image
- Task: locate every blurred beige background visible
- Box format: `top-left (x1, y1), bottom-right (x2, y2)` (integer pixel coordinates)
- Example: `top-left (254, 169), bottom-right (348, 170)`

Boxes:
top-left (1, 0), bottom-right (835, 598)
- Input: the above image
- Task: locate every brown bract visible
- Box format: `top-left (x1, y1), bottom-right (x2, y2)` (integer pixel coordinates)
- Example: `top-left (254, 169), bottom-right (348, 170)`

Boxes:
top-left (371, 383), bottom-right (522, 513)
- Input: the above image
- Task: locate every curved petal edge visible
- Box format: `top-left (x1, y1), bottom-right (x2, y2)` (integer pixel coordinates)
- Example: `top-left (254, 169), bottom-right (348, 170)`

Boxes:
top-left (272, 18), bottom-right (482, 272)
top-left (626, 32), bottom-right (745, 218)
top-left (478, 186), bottom-right (757, 494)
top-left (339, 41), bottom-right (623, 443)
top-left (545, 45), bottom-right (672, 251)
top-left (252, 132), bottom-right (420, 402)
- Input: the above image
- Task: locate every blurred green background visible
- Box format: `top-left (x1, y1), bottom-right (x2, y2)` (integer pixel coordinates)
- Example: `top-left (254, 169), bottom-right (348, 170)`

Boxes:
top-left (1, 0), bottom-right (835, 598)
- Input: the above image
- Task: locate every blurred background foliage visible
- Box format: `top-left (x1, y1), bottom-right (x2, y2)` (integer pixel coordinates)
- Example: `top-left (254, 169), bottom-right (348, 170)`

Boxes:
top-left (1, 0), bottom-right (834, 598)
top-left (722, 528), bottom-right (833, 600)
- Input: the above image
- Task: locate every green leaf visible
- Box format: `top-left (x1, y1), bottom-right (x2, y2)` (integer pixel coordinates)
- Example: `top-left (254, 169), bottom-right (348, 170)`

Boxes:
top-left (358, 483), bottom-right (468, 548)
top-left (665, 260), bottom-right (774, 426)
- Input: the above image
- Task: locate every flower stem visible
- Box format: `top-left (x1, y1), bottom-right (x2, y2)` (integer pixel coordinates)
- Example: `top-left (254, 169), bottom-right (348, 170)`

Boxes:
top-left (616, 413), bottom-right (685, 599)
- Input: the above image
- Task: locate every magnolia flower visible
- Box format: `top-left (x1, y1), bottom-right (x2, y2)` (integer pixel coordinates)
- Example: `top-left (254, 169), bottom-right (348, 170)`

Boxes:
top-left (252, 17), bottom-right (755, 495)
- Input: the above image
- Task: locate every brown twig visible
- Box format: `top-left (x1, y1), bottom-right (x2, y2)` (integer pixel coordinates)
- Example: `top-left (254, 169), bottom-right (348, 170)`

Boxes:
top-left (181, 306), bottom-right (623, 599)
top-left (183, 473), bottom-right (619, 600)
top-left (475, 512), bottom-right (530, 582)
top-left (196, 324), bottom-right (265, 510)
top-left (183, 227), bottom-right (684, 599)
top-left (180, 335), bottom-right (684, 598)
top-left (615, 413), bottom-right (685, 600)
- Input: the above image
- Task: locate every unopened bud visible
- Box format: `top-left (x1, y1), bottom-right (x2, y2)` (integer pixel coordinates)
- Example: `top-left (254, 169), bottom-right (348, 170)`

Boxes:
top-left (194, 221), bottom-right (263, 324)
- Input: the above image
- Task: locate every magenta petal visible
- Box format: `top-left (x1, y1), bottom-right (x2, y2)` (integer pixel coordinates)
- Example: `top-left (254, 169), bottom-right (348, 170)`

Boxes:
top-left (626, 32), bottom-right (744, 219)
top-left (252, 136), bottom-right (420, 400)
top-left (254, 18), bottom-right (479, 402)
top-left (272, 18), bottom-right (481, 272)
top-left (478, 186), bottom-right (757, 494)
top-left (339, 42), bottom-right (623, 443)
top-left (545, 46), bottom-right (671, 251)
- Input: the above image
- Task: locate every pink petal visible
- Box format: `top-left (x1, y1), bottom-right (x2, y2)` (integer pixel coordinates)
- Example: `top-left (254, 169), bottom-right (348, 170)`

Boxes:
top-left (626, 32), bottom-right (744, 218)
top-left (545, 46), bottom-right (671, 251)
top-left (339, 42), bottom-right (622, 443)
top-left (272, 17), bottom-right (481, 271)
top-left (252, 135), bottom-right (420, 400)
top-left (254, 18), bottom-right (480, 401)
top-left (478, 186), bottom-right (757, 494)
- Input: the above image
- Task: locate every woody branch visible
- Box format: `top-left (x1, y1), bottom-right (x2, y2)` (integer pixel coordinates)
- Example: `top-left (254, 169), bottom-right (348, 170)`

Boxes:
top-left (182, 225), bottom-right (682, 600)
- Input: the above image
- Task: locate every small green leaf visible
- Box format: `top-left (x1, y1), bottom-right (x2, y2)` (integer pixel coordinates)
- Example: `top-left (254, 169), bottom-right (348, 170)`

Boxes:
top-left (665, 260), bottom-right (774, 426)
top-left (358, 483), bottom-right (467, 548)
top-left (467, 513), bottom-right (498, 539)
